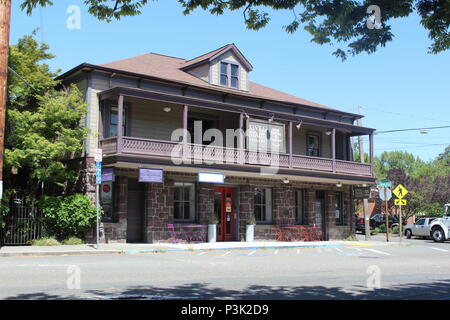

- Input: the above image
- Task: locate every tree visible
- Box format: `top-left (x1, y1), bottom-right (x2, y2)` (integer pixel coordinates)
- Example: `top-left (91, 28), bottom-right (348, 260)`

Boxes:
top-left (21, 0), bottom-right (450, 60)
top-left (4, 33), bottom-right (88, 197)
top-left (374, 150), bottom-right (425, 179)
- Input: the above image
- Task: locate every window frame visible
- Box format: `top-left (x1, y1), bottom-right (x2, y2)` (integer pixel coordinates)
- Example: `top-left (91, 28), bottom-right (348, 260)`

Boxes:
top-left (306, 131), bottom-right (322, 157)
top-left (335, 191), bottom-right (344, 226)
top-left (254, 188), bottom-right (272, 224)
top-left (296, 189), bottom-right (306, 225)
top-left (103, 101), bottom-right (131, 138)
top-left (173, 182), bottom-right (196, 222)
top-left (219, 61), bottom-right (240, 89)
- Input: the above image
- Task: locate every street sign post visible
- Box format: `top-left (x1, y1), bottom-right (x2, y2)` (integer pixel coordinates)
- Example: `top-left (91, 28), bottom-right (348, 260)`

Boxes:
top-left (393, 184), bottom-right (409, 243)
top-left (95, 149), bottom-right (102, 250)
top-left (378, 180), bottom-right (392, 242)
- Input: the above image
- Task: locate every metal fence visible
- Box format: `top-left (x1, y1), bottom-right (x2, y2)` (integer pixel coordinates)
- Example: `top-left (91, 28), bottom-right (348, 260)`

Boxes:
top-left (1, 193), bottom-right (44, 245)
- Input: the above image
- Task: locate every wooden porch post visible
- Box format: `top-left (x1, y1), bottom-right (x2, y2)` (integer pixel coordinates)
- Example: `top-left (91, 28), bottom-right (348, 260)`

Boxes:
top-left (369, 133), bottom-right (374, 177)
top-left (289, 121), bottom-right (293, 168)
top-left (183, 105), bottom-right (188, 160)
top-left (332, 128), bottom-right (336, 173)
top-left (117, 95), bottom-right (124, 153)
top-left (239, 113), bottom-right (245, 164)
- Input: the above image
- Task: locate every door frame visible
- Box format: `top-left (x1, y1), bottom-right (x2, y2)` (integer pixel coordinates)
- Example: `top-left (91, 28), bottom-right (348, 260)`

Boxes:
top-left (214, 186), bottom-right (236, 241)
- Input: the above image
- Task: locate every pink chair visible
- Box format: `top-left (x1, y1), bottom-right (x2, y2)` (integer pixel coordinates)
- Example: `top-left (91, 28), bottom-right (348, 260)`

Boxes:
top-left (167, 224), bottom-right (182, 243)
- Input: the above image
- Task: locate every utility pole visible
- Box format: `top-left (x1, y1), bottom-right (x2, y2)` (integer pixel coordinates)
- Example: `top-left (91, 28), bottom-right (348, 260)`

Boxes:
top-left (0, 0), bottom-right (12, 201)
top-left (357, 106), bottom-right (371, 240)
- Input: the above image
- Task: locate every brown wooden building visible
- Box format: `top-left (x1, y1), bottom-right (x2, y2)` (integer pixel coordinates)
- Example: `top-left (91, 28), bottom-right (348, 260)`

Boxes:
top-left (59, 44), bottom-right (376, 243)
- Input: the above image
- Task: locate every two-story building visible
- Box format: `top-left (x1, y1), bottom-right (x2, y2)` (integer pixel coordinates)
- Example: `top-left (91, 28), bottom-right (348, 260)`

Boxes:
top-left (58, 44), bottom-right (375, 243)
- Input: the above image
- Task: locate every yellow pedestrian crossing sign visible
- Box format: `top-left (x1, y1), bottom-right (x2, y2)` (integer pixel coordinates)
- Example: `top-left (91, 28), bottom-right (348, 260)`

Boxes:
top-left (394, 199), bottom-right (406, 206)
top-left (392, 184), bottom-right (408, 199)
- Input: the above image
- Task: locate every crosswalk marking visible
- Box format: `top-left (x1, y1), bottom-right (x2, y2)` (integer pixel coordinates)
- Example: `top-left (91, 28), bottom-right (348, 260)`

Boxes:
top-left (335, 248), bottom-right (343, 253)
top-left (364, 248), bottom-right (391, 256)
top-left (427, 247), bottom-right (449, 253)
top-left (274, 249), bottom-right (279, 255)
top-left (221, 251), bottom-right (231, 257)
top-left (248, 250), bottom-right (256, 256)
top-left (197, 252), bottom-right (207, 256)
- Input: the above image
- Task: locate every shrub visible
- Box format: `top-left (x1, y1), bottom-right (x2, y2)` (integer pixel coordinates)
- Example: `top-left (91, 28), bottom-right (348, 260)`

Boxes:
top-left (371, 228), bottom-right (380, 235)
top-left (39, 194), bottom-right (101, 240)
top-left (391, 226), bottom-right (400, 235)
top-left (30, 237), bottom-right (61, 246)
top-left (62, 237), bottom-right (84, 245)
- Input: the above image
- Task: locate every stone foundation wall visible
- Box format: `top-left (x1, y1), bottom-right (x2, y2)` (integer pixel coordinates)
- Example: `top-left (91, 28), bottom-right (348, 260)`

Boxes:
top-left (143, 179), bottom-right (174, 243)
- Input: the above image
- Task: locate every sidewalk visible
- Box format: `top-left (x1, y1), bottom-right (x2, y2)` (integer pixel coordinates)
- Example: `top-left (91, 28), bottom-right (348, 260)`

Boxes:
top-left (0, 238), bottom-right (409, 258)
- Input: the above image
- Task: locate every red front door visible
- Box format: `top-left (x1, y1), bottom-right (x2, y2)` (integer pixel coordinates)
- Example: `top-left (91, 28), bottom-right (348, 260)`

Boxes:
top-left (214, 187), bottom-right (235, 241)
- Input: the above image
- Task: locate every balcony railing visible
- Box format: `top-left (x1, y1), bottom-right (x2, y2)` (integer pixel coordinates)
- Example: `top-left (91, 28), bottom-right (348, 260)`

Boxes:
top-left (100, 136), bottom-right (373, 177)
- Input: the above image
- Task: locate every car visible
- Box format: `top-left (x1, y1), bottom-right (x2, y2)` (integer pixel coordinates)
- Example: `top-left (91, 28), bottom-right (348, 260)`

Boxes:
top-left (369, 213), bottom-right (403, 229)
top-left (355, 214), bottom-right (365, 233)
top-left (404, 217), bottom-right (438, 239)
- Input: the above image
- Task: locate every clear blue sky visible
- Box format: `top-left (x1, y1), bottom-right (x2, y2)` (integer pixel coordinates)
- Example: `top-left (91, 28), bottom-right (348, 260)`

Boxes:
top-left (10, 0), bottom-right (450, 162)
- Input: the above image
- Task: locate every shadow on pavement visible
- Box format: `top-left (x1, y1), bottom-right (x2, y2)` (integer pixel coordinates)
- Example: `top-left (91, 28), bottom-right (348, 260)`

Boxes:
top-left (4, 280), bottom-right (450, 300)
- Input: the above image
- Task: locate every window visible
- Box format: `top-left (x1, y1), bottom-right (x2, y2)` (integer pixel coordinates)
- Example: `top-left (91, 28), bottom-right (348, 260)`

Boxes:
top-left (220, 62), bottom-right (239, 89)
top-left (174, 182), bottom-right (195, 221)
top-left (415, 218), bottom-right (425, 226)
top-left (109, 106), bottom-right (126, 137)
top-left (254, 188), bottom-right (272, 223)
top-left (306, 133), bottom-right (321, 157)
top-left (296, 190), bottom-right (306, 225)
top-left (335, 192), bottom-right (344, 225)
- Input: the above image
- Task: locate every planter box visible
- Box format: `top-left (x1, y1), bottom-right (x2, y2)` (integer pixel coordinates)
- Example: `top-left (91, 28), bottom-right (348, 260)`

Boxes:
top-left (246, 224), bottom-right (254, 242)
top-left (208, 224), bottom-right (217, 243)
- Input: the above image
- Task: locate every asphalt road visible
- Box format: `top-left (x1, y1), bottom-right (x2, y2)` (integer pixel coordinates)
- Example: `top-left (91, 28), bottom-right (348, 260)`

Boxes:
top-left (1, 237), bottom-right (450, 300)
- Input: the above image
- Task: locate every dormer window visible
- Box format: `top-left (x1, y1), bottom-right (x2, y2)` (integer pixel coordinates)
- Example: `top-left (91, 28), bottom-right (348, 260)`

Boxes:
top-left (220, 62), bottom-right (239, 89)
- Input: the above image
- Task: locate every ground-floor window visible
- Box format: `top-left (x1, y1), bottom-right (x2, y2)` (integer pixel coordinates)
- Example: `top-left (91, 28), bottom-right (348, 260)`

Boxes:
top-left (174, 182), bottom-right (195, 221)
top-left (335, 192), bottom-right (344, 225)
top-left (296, 190), bottom-right (306, 225)
top-left (254, 188), bottom-right (272, 223)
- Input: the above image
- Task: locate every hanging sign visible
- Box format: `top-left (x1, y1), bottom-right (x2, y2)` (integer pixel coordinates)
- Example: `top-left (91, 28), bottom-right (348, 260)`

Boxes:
top-left (139, 168), bottom-right (164, 183)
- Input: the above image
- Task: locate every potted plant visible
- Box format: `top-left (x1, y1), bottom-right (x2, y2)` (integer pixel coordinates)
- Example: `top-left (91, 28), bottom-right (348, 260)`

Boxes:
top-left (207, 214), bottom-right (219, 243)
top-left (246, 214), bottom-right (256, 242)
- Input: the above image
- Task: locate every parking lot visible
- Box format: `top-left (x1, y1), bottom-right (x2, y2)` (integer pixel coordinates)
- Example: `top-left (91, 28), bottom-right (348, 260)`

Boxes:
top-left (1, 236), bottom-right (449, 300)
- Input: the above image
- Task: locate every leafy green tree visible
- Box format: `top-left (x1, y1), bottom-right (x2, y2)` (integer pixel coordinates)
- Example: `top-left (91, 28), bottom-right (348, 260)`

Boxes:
top-left (374, 151), bottom-right (425, 179)
top-left (20, 0), bottom-right (450, 60)
top-left (4, 33), bottom-right (88, 196)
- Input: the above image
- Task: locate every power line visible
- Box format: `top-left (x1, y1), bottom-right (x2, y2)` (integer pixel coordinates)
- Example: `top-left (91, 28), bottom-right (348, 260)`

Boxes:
top-left (375, 125), bottom-right (450, 134)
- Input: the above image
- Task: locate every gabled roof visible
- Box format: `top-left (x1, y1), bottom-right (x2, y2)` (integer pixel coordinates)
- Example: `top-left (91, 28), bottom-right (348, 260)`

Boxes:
top-left (180, 43), bottom-right (253, 71)
top-left (98, 52), bottom-right (331, 110)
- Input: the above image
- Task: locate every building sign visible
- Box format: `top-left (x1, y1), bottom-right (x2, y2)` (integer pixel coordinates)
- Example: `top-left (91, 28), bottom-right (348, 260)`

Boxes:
top-left (102, 168), bottom-right (115, 182)
top-left (198, 172), bottom-right (225, 184)
top-left (139, 168), bottom-right (164, 183)
top-left (353, 187), bottom-right (371, 199)
top-left (247, 119), bottom-right (285, 153)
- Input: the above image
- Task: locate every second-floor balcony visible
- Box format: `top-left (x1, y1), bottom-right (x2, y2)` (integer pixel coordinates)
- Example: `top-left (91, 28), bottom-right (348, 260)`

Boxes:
top-left (97, 89), bottom-right (375, 179)
top-left (101, 136), bottom-right (373, 176)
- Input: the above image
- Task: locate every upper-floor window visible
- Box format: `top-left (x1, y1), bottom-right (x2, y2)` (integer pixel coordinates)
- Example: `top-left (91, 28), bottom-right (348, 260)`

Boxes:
top-left (220, 62), bottom-right (239, 89)
top-left (306, 132), bottom-right (321, 157)
top-left (109, 106), bottom-right (127, 137)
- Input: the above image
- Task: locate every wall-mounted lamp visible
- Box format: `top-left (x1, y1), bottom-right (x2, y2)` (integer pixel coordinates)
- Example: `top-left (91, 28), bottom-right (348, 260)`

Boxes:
top-left (336, 182), bottom-right (342, 187)
top-left (163, 106), bottom-right (171, 113)
top-left (283, 178), bottom-right (290, 184)
top-left (268, 114), bottom-right (274, 122)
top-left (325, 130), bottom-right (332, 136)
top-left (296, 121), bottom-right (303, 130)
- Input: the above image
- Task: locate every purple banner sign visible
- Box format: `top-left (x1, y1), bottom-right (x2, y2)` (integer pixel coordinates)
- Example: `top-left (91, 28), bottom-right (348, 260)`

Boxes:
top-left (102, 168), bottom-right (115, 182)
top-left (139, 168), bottom-right (164, 183)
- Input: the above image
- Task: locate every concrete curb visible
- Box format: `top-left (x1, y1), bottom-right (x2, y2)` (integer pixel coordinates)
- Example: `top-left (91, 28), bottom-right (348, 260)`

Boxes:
top-left (0, 240), bottom-right (412, 258)
top-left (1, 242), bottom-right (344, 258)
